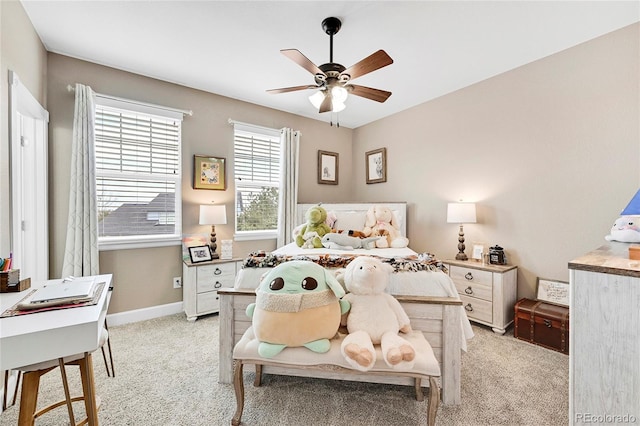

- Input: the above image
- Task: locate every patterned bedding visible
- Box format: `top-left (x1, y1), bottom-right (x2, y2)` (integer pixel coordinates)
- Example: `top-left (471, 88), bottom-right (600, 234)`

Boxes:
top-left (241, 249), bottom-right (447, 273)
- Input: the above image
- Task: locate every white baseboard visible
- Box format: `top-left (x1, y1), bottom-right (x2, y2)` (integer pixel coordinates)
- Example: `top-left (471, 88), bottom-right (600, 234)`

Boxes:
top-left (106, 302), bottom-right (183, 327)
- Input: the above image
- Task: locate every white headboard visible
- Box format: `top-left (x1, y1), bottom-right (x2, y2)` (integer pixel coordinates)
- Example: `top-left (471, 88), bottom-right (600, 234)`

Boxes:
top-left (296, 202), bottom-right (407, 236)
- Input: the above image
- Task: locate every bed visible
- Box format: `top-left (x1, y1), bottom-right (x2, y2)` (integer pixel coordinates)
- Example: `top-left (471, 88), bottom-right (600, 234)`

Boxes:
top-left (218, 202), bottom-right (473, 405)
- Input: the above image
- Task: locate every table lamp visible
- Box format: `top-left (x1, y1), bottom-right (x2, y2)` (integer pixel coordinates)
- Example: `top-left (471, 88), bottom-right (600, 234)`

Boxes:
top-left (447, 202), bottom-right (477, 261)
top-left (199, 204), bottom-right (227, 259)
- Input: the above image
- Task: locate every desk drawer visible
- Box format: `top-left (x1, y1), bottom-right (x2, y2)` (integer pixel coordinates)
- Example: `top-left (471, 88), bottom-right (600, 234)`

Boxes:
top-left (450, 265), bottom-right (493, 287)
top-left (460, 294), bottom-right (492, 323)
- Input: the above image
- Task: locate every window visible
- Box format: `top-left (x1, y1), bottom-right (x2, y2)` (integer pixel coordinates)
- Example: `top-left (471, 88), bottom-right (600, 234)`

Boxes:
top-left (233, 123), bottom-right (281, 240)
top-left (94, 97), bottom-right (183, 250)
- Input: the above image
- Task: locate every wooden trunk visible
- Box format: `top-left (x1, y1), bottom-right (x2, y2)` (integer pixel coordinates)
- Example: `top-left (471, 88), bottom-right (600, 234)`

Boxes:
top-left (514, 298), bottom-right (569, 354)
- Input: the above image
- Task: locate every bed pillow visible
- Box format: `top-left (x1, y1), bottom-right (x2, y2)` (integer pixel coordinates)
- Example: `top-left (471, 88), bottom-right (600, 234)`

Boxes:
top-left (335, 211), bottom-right (367, 232)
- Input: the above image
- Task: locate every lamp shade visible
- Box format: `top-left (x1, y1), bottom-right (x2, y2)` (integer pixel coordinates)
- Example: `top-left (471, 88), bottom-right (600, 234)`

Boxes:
top-left (620, 189), bottom-right (640, 215)
top-left (199, 204), bottom-right (227, 225)
top-left (447, 202), bottom-right (477, 224)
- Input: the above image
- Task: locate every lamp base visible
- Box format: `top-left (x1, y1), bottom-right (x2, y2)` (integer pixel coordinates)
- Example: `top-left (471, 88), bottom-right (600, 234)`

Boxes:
top-left (455, 252), bottom-right (469, 261)
top-left (209, 248), bottom-right (220, 260)
top-left (455, 224), bottom-right (468, 261)
top-left (209, 225), bottom-right (220, 260)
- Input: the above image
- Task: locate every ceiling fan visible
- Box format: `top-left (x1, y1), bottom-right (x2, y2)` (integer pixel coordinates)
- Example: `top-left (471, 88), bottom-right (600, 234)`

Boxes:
top-left (267, 17), bottom-right (393, 114)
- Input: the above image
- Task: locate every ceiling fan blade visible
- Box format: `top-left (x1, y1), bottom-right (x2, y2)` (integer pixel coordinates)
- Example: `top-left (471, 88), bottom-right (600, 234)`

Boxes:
top-left (266, 85), bottom-right (317, 94)
top-left (341, 50), bottom-right (393, 81)
top-left (281, 49), bottom-right (324, 76)
top-left (319, 92), bottom-right (333, 113)
top-left (348, 84), bottom-right (392, 103)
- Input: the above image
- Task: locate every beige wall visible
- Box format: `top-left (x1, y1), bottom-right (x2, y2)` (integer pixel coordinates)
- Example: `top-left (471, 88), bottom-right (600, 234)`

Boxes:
top-left (8, 5), bottom-right (639, 312)
top-left (46, 54), bottom-right (353, 313)
top-left (0, 0), bottom-right (47, 255)
top-left (353, 23), bottom-right (640, 299)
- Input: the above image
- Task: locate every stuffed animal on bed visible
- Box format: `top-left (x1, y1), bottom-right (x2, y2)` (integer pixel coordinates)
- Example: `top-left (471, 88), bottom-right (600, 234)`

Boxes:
top-left (337, 229), bottom-right (367, 238)
top-left (605, 216), bottom-right (640, 243)
top-left (246, 260), bottom-right (350, 358)
top-left (362, 205), bottom-right (409, 248)
top-left (321, 233), bottom-right (380, 250)
top-left (295, 205), bottom-right (333, 248)
top-left (340, 256), bottom-right (416, 371)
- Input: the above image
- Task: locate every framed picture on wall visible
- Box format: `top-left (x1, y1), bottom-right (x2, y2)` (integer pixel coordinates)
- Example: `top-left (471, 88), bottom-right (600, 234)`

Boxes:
top-left (365, 148), bottom-right (387, 184)
top-left (194, 155), bottom-right (226, 190)
top-left (317, 150), bottom-right (339, 185)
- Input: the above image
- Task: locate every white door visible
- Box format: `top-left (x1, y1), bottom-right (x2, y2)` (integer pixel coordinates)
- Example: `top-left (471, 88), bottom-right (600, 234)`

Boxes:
top-left (9, 70), bottom-right (49, 283)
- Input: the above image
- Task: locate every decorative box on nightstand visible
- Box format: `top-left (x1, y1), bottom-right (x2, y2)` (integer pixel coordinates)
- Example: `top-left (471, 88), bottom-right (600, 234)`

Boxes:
top-left (182, 258), bottom-right (242, 321)
top-left (443, 259), bottom-right (518, 334)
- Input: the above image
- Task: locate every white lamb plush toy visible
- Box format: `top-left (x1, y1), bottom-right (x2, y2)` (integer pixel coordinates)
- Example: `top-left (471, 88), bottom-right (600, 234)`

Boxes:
top-left (340, 256), bottom-right (415, 372)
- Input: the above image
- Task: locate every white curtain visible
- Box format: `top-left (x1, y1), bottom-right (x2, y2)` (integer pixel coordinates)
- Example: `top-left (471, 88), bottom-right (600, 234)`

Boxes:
top-left (277, 128), bottom-right (300, 247)
top-left (62, 83), bottom-right (99, 277)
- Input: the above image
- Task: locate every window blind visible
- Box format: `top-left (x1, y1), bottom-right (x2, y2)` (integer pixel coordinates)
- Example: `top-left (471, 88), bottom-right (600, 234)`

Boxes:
top-left (233, 128), bottom-right (281, 233)
top-left (95, 104), bottom-right (182, 240)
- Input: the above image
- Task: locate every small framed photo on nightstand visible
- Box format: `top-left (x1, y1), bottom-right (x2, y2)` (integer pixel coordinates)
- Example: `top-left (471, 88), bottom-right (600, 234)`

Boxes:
top-left (471, 244), bottom-right (485, 261)
top-left (189, 245), bottom-right (213, 263)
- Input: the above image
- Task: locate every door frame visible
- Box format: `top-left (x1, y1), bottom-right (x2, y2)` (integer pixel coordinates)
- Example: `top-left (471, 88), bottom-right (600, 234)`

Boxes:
top-left (8, 70), bottom-right (49, 283)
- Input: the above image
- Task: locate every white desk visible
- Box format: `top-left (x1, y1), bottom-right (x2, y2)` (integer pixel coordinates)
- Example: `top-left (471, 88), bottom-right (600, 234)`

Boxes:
top-left (1, 274), bottom-right (112, 425)
top-left (0, 274), bottom-right (112, 371)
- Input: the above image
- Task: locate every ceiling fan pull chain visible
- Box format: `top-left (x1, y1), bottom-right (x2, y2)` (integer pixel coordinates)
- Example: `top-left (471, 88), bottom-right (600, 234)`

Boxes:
top-left (328, 112), bottom-right (340, 127)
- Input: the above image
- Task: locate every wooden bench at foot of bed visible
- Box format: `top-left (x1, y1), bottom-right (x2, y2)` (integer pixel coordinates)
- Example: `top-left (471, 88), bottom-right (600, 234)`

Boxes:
top-left (231, 327), bottom-right (441, 426)
top-left (218, 288), bottom-right (464, 405)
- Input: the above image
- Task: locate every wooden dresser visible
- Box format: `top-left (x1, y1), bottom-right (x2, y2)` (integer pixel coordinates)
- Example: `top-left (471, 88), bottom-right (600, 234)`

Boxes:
top-left (568, 243), bottom-right (640, 424)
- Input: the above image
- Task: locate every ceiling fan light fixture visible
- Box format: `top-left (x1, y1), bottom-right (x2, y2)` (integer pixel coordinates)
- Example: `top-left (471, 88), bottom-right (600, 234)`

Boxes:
top-left (308, 87), bottom-right (348, 112)
top-left (332, 100), bottom-right (346, 113)
top-left (270, 17), bottom-right (392, 117)
top-left (331, 86), bottom-right (348, 103)
top-left (308, 90), bottom-right (325, 109)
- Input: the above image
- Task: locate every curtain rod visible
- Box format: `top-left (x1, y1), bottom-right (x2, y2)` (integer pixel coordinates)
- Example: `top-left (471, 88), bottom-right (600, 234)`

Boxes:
top-left (66, 84), bottom-right (193, 117)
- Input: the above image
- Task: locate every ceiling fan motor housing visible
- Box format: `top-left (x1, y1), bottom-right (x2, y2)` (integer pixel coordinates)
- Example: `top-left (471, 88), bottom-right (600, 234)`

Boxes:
top-left (315, 63), bottom-right (348, 86)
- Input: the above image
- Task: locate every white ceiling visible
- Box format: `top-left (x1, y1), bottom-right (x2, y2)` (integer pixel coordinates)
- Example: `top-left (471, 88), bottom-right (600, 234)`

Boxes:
top-left (21, 1), bottom-right (639, 129)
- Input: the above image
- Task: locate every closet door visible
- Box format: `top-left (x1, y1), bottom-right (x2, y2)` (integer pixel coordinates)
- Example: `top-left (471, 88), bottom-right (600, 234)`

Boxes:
top-left (9, 70), bottom-right (49, 282)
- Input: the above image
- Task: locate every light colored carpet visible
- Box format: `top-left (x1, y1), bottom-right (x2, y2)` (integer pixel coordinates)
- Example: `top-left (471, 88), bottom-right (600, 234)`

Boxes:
top-left (0, 313), bottom-right (568, 425)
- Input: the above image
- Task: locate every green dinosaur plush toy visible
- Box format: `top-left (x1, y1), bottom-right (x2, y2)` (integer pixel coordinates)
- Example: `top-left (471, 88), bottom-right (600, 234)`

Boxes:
top-left (295, 205), bottom-right (332, 248)
top-left (246, 260), bottom-right (350, 358)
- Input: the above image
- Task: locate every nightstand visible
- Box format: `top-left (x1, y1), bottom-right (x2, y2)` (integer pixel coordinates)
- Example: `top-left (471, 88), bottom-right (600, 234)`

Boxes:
top-left (443, 259), bottom-right (518, 334)
top-left (182, 258), bottom-right (242, 321)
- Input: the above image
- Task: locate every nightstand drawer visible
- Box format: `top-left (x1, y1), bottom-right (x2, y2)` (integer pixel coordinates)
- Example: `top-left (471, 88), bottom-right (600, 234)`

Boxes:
top-left (460, 294), bottom-right (492, 323)
top-left (453, 280), bottom-right (492, 302)
top-left (197, 264), bottom-right (236, 292)
top-left (450, 265), bottom-right (492, 286)
top-left (197, 291), bottom-right (220, 313)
